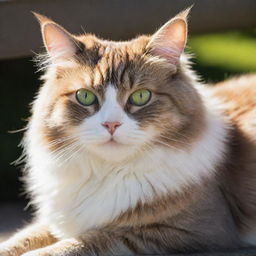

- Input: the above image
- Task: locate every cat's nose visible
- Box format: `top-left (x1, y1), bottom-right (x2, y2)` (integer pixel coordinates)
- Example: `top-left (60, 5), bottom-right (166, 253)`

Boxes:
top-left (102, 121), bottom-right (122, 135)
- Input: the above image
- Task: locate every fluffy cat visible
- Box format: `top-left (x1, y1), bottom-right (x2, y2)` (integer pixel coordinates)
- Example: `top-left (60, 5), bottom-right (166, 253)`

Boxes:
top-left (1, 8), bottom-right (256, 256)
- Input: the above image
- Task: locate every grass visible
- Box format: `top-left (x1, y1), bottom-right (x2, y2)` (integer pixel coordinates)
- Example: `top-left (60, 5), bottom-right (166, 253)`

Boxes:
top-left (188, 29), bottom-right (256, 82)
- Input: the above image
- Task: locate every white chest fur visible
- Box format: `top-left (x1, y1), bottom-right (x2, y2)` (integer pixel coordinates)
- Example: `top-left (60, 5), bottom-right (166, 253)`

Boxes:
top-left (26, 109), bottom-right (227, 239)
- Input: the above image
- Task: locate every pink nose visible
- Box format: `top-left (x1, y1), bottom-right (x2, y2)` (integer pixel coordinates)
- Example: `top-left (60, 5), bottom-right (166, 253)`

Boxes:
top-left (102, 121), bottom-right (122, 135)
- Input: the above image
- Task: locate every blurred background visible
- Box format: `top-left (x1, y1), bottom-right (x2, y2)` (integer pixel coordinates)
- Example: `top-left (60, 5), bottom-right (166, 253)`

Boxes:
top-left (0, 0), bottom-right (256, 240)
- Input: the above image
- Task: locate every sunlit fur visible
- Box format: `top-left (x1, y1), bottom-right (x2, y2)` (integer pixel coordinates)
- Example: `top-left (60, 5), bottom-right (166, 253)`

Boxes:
top-left (25, 86), bottom-right (228, 238)
top-left (1, 10), bottom-right (256, 256)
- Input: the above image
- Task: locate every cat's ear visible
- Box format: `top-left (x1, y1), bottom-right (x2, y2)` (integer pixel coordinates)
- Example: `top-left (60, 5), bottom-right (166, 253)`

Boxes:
top-left (33, 12), bottom-right (80, 60)
top-left (146, 8), bottom-right (190, 64)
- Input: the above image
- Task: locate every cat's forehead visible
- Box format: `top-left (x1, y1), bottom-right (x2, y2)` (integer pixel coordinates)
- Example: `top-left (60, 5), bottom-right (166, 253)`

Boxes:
top-left (73, 34), bottom-right (149, 69)
top-left (55, 34), bottom-right (173, 96)
top-left (63, 35), bottom-right (154, 90)
top-left (78, 34), bottom-right (150, 57)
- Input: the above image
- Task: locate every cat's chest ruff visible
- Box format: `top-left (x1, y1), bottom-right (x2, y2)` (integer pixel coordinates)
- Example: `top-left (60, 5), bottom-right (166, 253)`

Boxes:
top-left (39, 157), bottom-right (167, 238)
top-left (31, 111), bottom-right (228, 238)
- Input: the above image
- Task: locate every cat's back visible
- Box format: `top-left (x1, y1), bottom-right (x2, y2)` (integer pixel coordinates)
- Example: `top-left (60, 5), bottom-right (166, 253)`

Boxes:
top-left (211, 75), bottom-right (256, 242)
top-left (212, 74), bottom-right (256, 139)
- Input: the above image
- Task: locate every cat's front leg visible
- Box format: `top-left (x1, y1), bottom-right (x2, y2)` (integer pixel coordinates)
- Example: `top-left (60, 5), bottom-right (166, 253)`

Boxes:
top-left (0, 223), bottom-right (57, 256)
top-left (22, 238), bottom-right (83, 256)
top-left (21, 229), bottom-right (136, 256)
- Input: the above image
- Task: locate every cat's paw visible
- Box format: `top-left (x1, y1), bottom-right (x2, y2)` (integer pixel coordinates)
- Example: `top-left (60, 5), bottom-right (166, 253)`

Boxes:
top-left (22, 250), bottom-right (50, 256)
top-left (22, 249), bottom-right (69, 256)
top-left (21, 238), bottom-right (83, 256)
top-left (0, 243), bottom-right (20, 256)
top-left (21, 247), bottom-right (66, 256)
top-left (0, 240), bottom-right (32, 256)
top-left (22, 252), bottom-right (48, 256)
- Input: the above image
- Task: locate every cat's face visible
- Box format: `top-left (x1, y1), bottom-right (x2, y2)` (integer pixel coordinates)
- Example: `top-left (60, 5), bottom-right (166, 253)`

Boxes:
top-left (31, 10), bottom-right (205, 163)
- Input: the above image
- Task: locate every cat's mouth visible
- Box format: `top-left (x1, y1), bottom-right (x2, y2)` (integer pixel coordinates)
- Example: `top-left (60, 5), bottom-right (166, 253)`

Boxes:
top-left (103, 137), bottom-right (123, 147)
top-left (106, 137), bottom-right (119, 144)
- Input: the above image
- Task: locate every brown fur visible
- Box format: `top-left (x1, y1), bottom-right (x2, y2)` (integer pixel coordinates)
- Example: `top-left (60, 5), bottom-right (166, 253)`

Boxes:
top-left (0, 224), bottom-right (56, 256)
top-left (1, 12), bottom-right (256, 256)
top-left (38, 33), bottom-right (205, 153)
top-left (212, 75), bottom-right (256, 235)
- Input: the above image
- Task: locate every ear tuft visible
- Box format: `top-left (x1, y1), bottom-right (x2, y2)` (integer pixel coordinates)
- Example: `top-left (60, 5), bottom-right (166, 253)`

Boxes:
top-left (147, 7), bottom-right (191, 65)
top-left (32, 12), bottom-right (53, 25)
top-left (174, 6), bottom-right (193, 20)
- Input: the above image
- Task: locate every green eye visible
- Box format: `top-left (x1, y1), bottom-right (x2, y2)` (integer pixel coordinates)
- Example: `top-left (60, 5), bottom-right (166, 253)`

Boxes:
top-left (129, 89), bottom-right (151, 106)
top-left (76, 89), bottom-right (97, 106)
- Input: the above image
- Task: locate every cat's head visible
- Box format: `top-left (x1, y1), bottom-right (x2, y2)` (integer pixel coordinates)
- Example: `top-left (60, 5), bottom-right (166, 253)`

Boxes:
top-left (30, 9), bottom-right (206, 163)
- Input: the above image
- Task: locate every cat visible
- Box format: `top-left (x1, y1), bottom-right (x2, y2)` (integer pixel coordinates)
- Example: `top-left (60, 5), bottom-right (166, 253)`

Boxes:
top-left (1, 8), bottom-right (256, 256)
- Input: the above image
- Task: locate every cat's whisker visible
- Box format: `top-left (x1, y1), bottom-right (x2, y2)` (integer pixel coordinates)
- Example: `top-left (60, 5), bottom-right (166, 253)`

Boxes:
top-left (171, 131), bottom-right (192, 141)
top-left (51, 141), bottom-right (81, 163)
top-left (58, 142), bottom-right (82, 160)
top-left (50, 139), bottom-right (79, 155)
top-left (46, 133), bottom-right (82, 145)
top-left (62, 144), bottom-right (84, 164)
top-left (48, 132), bottom-right (95, 147)
top-left (158, 135), bottom-right (191, 147)
top-left (141, 142), bottom-right (156, 154)
top-left (47, 136), bottom-right (77, 147)
top-left (48, 133), bottom-right (96, 155)
top-left (152, 138), bottom-right (184, 153)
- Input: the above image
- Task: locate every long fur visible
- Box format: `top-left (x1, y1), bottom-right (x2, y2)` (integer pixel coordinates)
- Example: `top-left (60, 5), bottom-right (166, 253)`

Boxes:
top-left (1, 9), bottom-right (256, 256)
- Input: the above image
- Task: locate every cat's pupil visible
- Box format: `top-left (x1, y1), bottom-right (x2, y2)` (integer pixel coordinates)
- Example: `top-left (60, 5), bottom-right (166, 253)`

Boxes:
top-left (84, 92), bottom-right (88, 99)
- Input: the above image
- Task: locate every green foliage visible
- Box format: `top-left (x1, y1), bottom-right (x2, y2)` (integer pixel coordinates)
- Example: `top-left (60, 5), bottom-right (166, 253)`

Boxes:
top-left (188, 29), bottom-right (256, 82)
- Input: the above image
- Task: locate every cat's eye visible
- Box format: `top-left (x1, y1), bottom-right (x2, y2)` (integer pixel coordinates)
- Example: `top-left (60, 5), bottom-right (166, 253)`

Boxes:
top-left (76, 89), bottom-right (97, 106)
top-left (129, 89), bottom-right (151, 106)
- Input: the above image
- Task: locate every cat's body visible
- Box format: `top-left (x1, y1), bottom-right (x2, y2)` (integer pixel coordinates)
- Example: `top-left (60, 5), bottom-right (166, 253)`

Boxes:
top-left (1, 10), bottom-right (256, 256)
top-left (212, 75), bottom-right (256, 243)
